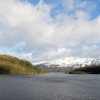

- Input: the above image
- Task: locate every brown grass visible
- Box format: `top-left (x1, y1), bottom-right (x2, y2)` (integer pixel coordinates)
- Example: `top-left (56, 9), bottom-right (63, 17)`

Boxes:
top-left (0, 54), bottom-right (47, 74)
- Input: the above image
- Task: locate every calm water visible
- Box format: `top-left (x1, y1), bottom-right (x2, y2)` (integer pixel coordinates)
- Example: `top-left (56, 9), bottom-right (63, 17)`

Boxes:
top-left (0, 73), bottom-right (100, 100)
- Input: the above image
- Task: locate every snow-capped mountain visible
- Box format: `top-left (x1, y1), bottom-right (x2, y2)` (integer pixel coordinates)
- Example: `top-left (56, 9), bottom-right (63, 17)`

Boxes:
top-left (35, 57), bottom-right (100, 68)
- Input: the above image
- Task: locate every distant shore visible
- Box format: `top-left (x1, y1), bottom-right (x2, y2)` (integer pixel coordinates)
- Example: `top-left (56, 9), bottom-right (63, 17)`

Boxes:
top-left (69, 66), bottom-right (100, 74)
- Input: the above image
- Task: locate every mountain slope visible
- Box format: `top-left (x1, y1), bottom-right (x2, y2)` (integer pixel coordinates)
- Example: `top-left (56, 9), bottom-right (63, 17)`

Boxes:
top-left (35, 57), bottom-right (100, 68)
top-left (69, 65), bottom-right (100, 74)
top-left (0, 55), bottom-right (47, 74)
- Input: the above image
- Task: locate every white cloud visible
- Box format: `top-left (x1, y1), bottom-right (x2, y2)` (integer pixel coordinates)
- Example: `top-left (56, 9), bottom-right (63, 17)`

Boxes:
top-left (0, 0), bottom-right (55, 50)
top-left (20, 53), bottom-right (33, 61)
top-left (18, 44), bottom-right (100, 63)
top-left (62, 0), bottom-right (96, 12)
top-left (48, 48), bottom-right (72, 60)
top-left (62, 0), bottom-right (74, 10)
top-left (0, 0), bottom-right (100, 63)
top-left (72, 45), bottom-right (100, 58)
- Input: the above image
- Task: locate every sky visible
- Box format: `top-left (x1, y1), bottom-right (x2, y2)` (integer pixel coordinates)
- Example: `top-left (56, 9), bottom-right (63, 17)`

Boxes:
top-left (0, 0), bottom-right (100, 63)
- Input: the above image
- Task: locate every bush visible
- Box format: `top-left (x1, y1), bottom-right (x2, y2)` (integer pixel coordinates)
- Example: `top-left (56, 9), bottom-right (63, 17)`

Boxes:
top-left (0, 65), bottom-right (10, 74)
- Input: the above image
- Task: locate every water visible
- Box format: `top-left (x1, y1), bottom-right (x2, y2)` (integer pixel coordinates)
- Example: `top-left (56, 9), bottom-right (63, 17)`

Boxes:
top-left (0, 73), bottom-right (100, 100)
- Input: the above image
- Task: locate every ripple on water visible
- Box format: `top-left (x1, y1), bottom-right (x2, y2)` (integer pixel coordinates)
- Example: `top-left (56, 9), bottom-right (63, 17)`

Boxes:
top-left (0, 74), bottom-right (100, 100)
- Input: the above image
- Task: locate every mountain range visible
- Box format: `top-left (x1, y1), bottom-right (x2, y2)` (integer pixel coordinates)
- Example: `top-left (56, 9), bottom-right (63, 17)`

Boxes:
top-left (35, 57), bottom-right (100, 68)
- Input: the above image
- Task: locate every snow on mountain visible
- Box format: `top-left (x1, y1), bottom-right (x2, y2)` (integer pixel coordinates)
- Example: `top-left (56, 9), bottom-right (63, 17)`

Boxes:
top-left (35, 57), bottom-right (100, 68)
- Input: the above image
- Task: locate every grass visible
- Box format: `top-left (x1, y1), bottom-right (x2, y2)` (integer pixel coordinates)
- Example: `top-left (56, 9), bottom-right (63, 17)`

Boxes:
top-left (69, 71), bottom-right (87, 74)
top-left (0, 54), bottom-right (47, 74)
top-left (69, 65), bottom-right (100, 74)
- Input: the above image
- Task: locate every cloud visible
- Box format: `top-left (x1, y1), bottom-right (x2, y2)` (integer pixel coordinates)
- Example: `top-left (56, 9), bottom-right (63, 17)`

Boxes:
top-left (19, 44), bottom-right (100, 63)
top-left (62, 0), bottom-right (96, 12)
top-left (48, 48), bottom-right (72, 60)
top-left (0, 0), bottom-right (100, 63)
top-left (0, 0), bottom-right (54, 50)
top-left (72, 45), bottom-right (100, 58)
top-left (62, 0), bottom-right (74, 10)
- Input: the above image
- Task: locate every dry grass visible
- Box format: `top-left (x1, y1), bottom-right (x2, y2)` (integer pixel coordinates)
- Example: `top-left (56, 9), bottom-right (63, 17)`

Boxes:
top-left (0, 54), bottom-right (47, 74)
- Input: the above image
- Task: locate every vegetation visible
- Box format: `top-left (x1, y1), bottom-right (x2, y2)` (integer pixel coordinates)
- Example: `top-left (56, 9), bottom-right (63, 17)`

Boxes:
top-left (69, 71), bottom-right (87, 74)
top-left (69, 65), bottom-right (100, 74)
top-left (0, 54), bottom-right (47, 74)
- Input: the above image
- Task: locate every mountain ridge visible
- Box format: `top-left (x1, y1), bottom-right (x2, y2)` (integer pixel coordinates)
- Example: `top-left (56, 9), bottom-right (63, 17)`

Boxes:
top-left (35, 57), bottom-right (100, 68)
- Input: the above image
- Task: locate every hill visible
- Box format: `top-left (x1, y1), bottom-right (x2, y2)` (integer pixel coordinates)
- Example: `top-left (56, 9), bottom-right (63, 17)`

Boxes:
top-left (0, 54), bottom-right (47, 74)
top-left (69, 65), bottom-right (100, 74)
top-left (35, 57), bottom-right (100, 68)
top-left (35, 57), bottom-right (100, 72)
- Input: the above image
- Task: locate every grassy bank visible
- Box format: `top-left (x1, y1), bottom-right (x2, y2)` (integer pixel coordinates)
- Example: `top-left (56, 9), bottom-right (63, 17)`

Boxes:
top-left (69, 65), bottom-right (100, 74)
top-left (0, 55), bottom-right (47, 74)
